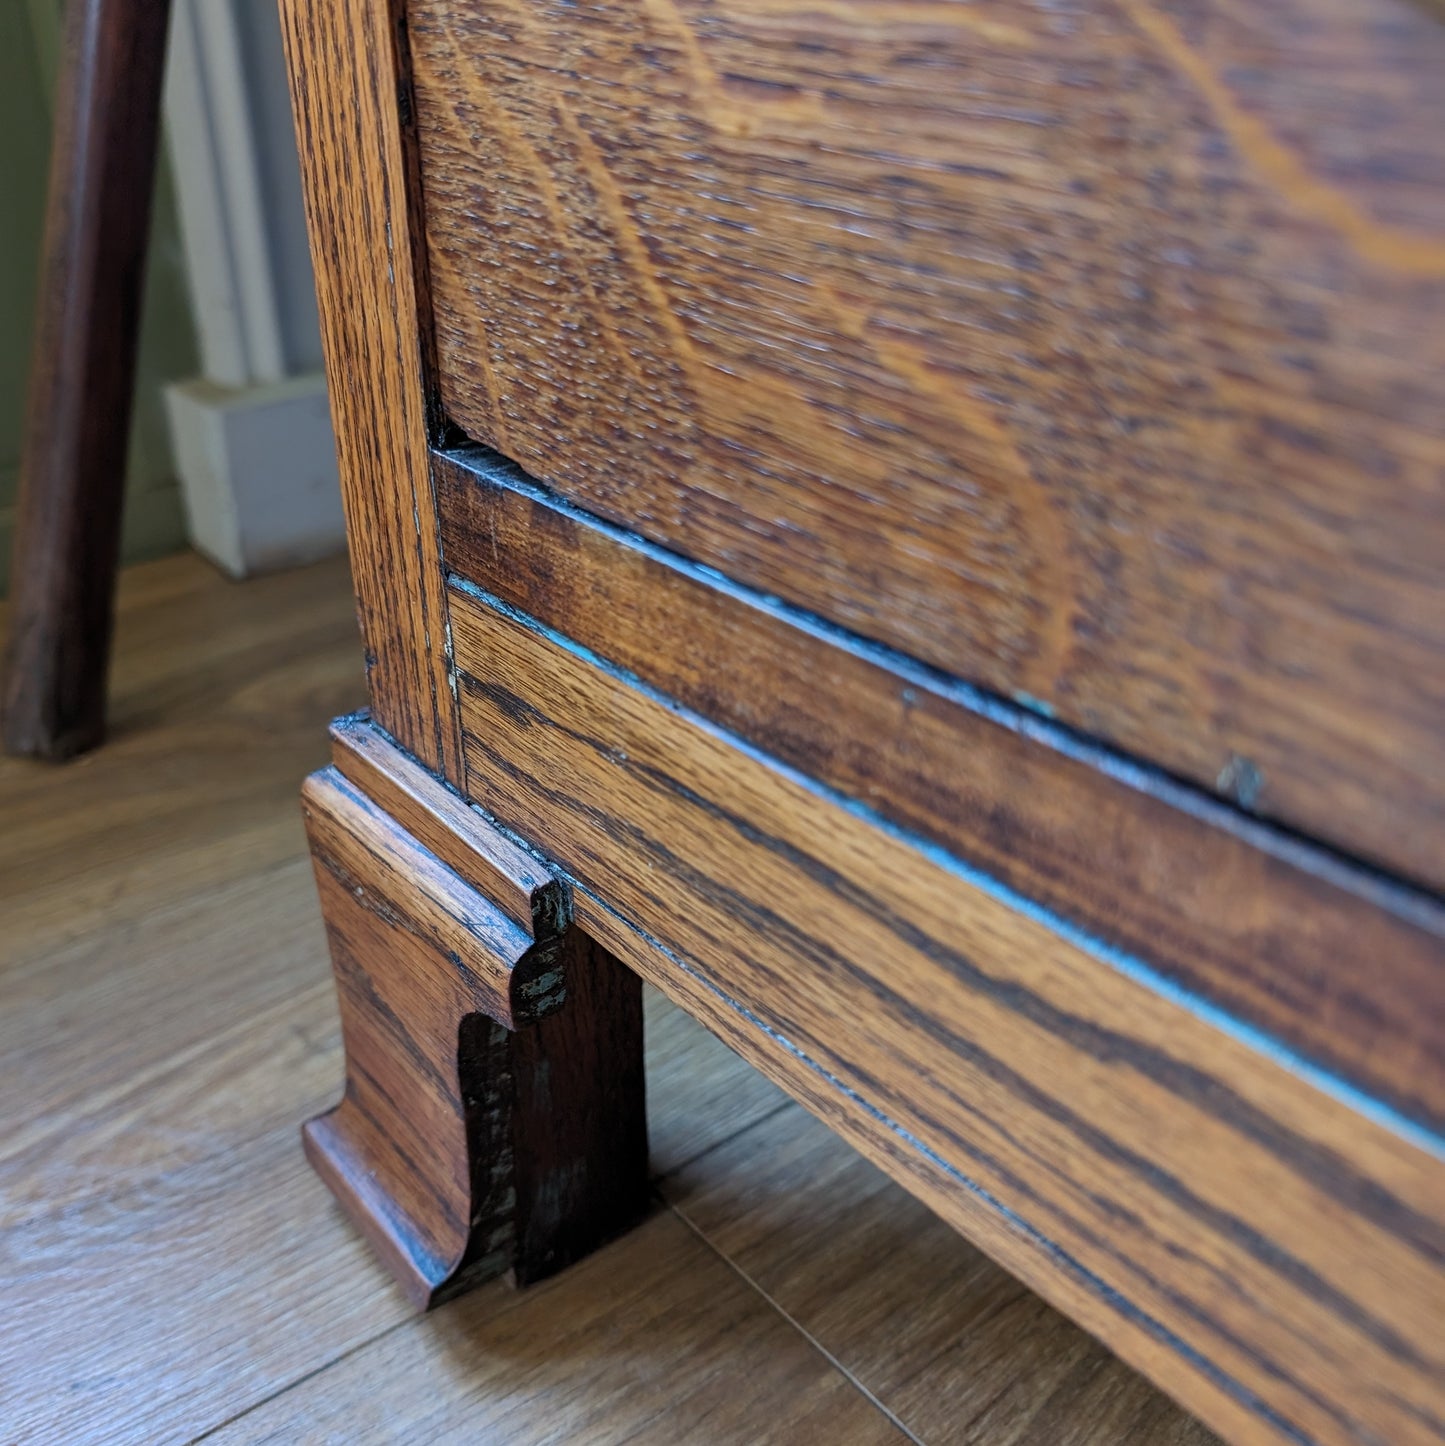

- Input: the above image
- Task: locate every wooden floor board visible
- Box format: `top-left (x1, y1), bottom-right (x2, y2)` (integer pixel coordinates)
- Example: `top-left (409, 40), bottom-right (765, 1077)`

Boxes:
top-left (1, 1124), bottom-right (409, 1446)
top-left (0, 553), bottom-right (360, 967)
top-left (0, 860), bottom-right (330, 1166)
top-left (1, 551), bottom-right (1212, 1443)
top-left (203, 1209), bottom-right (912, 1446)
top-left (644, 987), bottom-right (792, 1176)
top-left (661, 1100), bottom-right (1219, 1445)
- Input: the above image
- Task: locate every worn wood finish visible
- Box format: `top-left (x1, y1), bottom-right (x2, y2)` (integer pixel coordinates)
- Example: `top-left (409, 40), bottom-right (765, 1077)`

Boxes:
top-left (1, 0), bottom-right (172, 760)
top-left (507, 928), bottom-right (649, 1286)
top-left (301, 764), bottom-right (565, 1033)
top-left (301, 725), bottom-right (648, 1308)
top-left (277, 0), bottom-right (462, 780)
top-left (409, 0), bottom-right (1445, 885)
top-left (0, 801), bottom-right (874, 1444)
top-left (283, 0), bottom-right (1445, 1433)
top-left (449, 586), bottom-right (1445, 1446)
top-left (437, 446), bottom-right (1445, 1135)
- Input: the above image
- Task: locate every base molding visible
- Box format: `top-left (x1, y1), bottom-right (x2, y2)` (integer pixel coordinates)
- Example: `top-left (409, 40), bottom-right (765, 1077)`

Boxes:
top-left (302, 714), bottom-right (649, 1309)
top-left (165, 373), bottom-right (345, 579)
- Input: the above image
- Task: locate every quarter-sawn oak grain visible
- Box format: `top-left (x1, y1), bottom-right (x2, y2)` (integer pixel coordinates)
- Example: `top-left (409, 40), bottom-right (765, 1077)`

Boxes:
top-left (279, 0), bottom-right (1445, 1440)
top-left (436, 446), bottom-right (1445, 1136)
top-left (409, 0), bottom-right (1445, 887)
top-left (449, 585), bottom-right (1445, 1446)
top-left (278, 0), bottom-right (463, 781)
top-left (4, 552), bottom-right (1220, 1444)
top-left (302, 764), bottom-right (564, 1034)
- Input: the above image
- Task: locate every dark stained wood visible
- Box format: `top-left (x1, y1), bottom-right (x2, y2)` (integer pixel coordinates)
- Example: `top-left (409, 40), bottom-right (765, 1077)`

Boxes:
top-left (278, 0), bottom-right (463, 781)
top-left (437, 445), bottom-right (1445, 1136)
top-left (1, 0), bottom-right (173, 760)
top-left (301, 722), bottom-right (648, 1308)
top-left (448, 584), bottom-right (1445, 1446)
top-left (509, 928), bottom-right (649, 1286)
top-left (408, 0), bottom-right (1445, 887)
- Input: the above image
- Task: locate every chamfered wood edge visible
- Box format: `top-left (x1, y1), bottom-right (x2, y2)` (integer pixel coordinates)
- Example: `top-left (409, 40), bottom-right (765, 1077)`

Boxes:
top-left (448, 585), bottom-right (1445, 1446)
top-left (328, 708), bottom-right (568, 939)
top-left (301, 762), bottom-right (561, 1035)
top-left (277, 0), bottom-right (463, 781)
top-left (434, 443), bottom-right (1445, 1138)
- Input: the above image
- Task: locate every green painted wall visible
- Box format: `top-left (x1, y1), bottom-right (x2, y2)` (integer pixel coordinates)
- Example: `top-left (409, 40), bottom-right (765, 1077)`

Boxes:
top-left (0, 0), bottom-right (197, 594)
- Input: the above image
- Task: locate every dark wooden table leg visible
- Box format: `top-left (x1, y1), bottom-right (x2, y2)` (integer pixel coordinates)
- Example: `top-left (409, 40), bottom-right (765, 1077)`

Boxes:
top-left (1, 0), bottom-right (172, 760)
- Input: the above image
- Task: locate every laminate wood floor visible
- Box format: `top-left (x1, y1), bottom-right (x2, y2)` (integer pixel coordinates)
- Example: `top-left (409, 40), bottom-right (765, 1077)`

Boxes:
top-left (0, 552), bottom-right (1217, 1445)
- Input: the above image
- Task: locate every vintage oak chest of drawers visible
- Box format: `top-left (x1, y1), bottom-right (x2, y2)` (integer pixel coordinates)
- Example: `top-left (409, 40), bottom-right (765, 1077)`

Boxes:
top-left (278, 0), bottom-right (1445, 1440)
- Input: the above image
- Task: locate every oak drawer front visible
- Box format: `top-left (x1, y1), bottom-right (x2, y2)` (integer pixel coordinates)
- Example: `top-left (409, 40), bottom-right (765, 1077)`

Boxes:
top-left (408, 0), bottom-right (1445, 889)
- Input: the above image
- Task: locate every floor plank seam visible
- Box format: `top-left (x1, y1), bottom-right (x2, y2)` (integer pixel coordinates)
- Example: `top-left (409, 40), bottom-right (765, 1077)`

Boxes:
top-left (182, 1312), bottom-right (417, 1446)
top-left (1, 554), bottom-right (1227, 1444)
top-left (661, 1197), bottom-right (928, 1446)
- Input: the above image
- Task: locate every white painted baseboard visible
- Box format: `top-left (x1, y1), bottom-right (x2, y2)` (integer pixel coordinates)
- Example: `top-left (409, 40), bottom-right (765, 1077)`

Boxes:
top-left (165, 373), bottom-right (345, 578)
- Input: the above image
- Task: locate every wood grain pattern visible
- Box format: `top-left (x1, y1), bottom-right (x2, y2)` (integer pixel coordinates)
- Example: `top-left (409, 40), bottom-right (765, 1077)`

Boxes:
top-left (0, 716), bottom-right (885, 1445)
top-left (409, 0), bottom-right (1445, 885)
top-left (204, 1210), bottom-right (912, 1446)
top-left (278, 0), bottom-right (462, 780)
top-left (449, 584), bottom-right (1445, 1446)
top-left (1, 553), bottom-right (360, 970)
top-left (663, 1082), bottom-right (1219, 1446)
top-left (302, 725), bottom-right (647, 1307)
top-left (330, 708), bottom-right (564, 936)
top-left (1, 0), bottom-right (172, 759)
top-left (437, 446), bottom-right (1445, 1135)
top-left (302, 764), bottom-right (564, 1033)
top-left (1, 776), bottom-right (414, 1442)
top-left (8, 550), bottom-right (1208, 1445)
